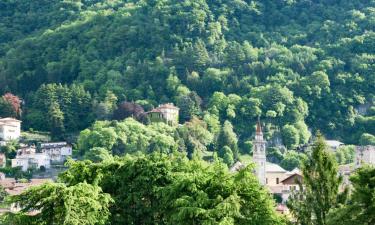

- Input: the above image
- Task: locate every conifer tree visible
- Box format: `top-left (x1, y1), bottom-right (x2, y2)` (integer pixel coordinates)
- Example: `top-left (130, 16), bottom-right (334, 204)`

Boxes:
top-left (288, 133), bottom-right (344, 225)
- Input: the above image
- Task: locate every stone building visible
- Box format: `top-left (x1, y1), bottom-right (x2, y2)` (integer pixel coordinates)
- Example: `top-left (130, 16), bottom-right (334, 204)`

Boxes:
top-left (147, 103), bottom-right (179, 126)
top-left (252, 120), bottom-right (267, 185)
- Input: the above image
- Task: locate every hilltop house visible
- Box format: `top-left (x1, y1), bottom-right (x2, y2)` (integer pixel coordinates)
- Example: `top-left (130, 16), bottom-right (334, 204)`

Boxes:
top-left (147, 103), bottom-right (179, 126)
top-left (0, 118), bottom-right (21, 143)
top-left (40, 142), bottom-right (72, 163)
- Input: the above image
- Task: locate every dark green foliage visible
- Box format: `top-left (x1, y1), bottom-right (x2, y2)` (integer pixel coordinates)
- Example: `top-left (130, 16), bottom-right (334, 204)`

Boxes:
top-left (0, 0), bottom-right (374, 144)
top-left (57, 154), bottom-right (286, 225)
top-left (24, 83), bottom-right (93, 138)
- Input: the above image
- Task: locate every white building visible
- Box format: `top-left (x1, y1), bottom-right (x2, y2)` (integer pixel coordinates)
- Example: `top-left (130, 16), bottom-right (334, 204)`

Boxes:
top-left (325, 140), bottom-right (344, 151)
top-left (40, 142), bottom-right (72, 163)
top-left (253, 120), bottom-right (267, 185)
top-left (355, 145), bottom-right (375, 168)
top-left (0, 118), bottom-right (21, 141)
top-left (11, 147), bottom-right (50, 171)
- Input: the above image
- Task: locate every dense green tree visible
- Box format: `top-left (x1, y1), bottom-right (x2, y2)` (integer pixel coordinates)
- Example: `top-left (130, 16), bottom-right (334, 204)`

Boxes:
top-left (280, 150), bottom-right (306, 171)
top-left (83, 147), bottom-right (113, 163)
top-left (57, 154), bottom-right (286, 225)
top-left (281, 124), bottom-right (300, 149)
top-left (2, 182), bottom-right (112, 225)
top-left (288, 134), bottom-right (344, 225)
top-left (217, 121), bottom-right (239, 160)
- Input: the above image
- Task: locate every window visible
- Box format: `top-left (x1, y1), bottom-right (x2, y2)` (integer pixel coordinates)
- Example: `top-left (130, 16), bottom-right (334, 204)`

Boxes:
top-left (266, 178), bottom-right (268, 184)
top-left (276, 178), bottom-right (279, 184)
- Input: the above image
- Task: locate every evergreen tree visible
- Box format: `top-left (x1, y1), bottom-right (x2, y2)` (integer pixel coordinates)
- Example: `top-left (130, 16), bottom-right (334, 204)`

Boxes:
top-left (47, 101), bottom-right (65, 138)
top-left (288, 133), bottom-right (344, 225)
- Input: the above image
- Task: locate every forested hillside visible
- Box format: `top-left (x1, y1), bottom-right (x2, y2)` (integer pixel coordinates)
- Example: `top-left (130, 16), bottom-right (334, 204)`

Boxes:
top-left (0, 0), bottom-right (374, 145)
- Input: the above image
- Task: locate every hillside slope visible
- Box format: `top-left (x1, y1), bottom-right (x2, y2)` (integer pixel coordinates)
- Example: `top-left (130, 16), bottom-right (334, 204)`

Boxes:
top-left (0, 0), bottom-right (374, 143)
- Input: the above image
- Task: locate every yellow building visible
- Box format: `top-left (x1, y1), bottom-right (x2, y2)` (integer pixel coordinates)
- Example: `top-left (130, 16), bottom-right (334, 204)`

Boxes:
top-left (147, 103), bottom-right (179, 126)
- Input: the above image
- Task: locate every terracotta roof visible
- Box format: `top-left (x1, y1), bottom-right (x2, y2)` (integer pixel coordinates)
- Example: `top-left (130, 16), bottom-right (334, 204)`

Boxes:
top-left (2, 179), bottom-right (52, 196)
top-left (0, 178), bottom-right (16, 189)
top-left (148, 108), bottom-right (162, 113)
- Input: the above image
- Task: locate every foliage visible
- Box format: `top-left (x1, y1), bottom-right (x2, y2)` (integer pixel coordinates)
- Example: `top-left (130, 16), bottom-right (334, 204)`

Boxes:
top-left (280, 150), bottom-right (306, 171)
top-left (57, 153), bottom-right (286, 225)
top-left (2, 182), bottom-right (112, 225)
top-left (359, 133), bottom-right (375, 145)
top-left (335, 145), bottom-right (355, 165)
top-left (281, 125), bottom-right (300, 149)
top-left (112, 101), bottom-right (145, 122)
top-left (0, 186), bottom-right (8, 203)
top-left (217, 121), bottom-right (239, 160)
top-left (327, 166), bottom-right (375, 225)
top-left (83, 147), bottom-right (113, 163)
top-left (0, 0), bottom-right (373, 144)
top-left (287, 134), bottom-right (345, 225)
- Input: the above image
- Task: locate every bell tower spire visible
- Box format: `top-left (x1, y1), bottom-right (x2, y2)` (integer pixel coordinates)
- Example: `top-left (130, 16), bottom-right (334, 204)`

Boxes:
top-left (252, 119), bottom-right (266, 185)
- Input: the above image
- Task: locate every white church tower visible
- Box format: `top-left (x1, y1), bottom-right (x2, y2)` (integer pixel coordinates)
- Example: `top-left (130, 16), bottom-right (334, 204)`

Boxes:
top-left (253, 120), bottom-right (266, 185)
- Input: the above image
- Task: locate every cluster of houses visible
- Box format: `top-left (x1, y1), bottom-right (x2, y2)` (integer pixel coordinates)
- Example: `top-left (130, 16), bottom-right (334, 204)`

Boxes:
top-left (0, 109), bottom-right (374, 215)
top-left (11, 142), bottom-right (72, 172)
top-left (0, 117), bottom-right (72, 172)
top-left (231, 120), bottom-right (375, 214)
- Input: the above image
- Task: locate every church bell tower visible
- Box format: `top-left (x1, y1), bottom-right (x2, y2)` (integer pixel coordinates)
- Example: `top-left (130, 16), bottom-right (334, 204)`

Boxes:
top-left (252, 120), bottom-right (266, 185)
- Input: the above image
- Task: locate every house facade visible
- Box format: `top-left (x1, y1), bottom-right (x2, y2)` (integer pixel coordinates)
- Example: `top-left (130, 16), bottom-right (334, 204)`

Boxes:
top-left (147, 103), bottom-right (179, 126)
top-left (11, 147), bottom-right (50, 171)
top-left (40, 142), bottom-right (72, 163)
top-left (0, 118), bottom-right (21, 141)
